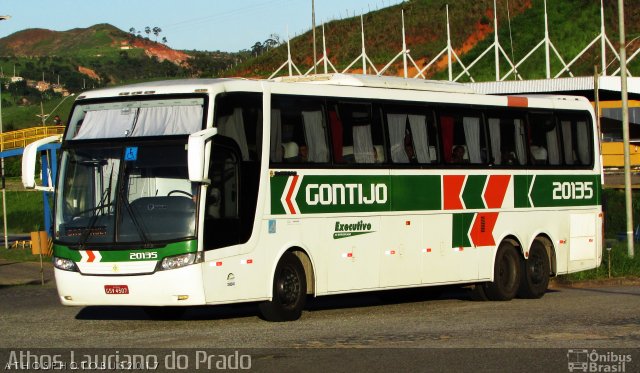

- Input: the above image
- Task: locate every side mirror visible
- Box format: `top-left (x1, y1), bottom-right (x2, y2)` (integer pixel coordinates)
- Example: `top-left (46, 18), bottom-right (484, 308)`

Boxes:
top-left (188, 127), bottom-right (217, 183)
top-left (22, 135), bottom-right (61, 191)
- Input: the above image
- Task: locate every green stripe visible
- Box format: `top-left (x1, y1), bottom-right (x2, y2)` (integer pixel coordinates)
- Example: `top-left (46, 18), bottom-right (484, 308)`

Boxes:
top-left (390, 175), bottom-right (441, 211)
top-left (514, 175), bottom-right (532, 208)
top-left (53, 240), bottom-right (197, 262)
top-left (452, 213), bottom-right (473, 248)
top-left (462, 175), bottom-right (487, 209)
top-left (270, 173), bottom-right (601, 215)
top-left (527, 175), bottom-right (601, 207)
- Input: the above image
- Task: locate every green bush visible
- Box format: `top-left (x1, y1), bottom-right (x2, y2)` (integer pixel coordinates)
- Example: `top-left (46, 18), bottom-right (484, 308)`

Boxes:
top-left (603, 189), bottom-right (640, 239)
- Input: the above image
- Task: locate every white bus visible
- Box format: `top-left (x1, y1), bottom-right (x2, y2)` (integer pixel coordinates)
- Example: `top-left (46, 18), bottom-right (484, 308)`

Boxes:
top-left (23, 74), bottom-right (603, 321)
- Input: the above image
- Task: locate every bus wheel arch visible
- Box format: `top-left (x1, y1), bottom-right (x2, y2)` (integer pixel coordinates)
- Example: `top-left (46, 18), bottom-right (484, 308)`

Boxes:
top-left (259, 248), bottom-right (312, 322)
top-left (290, 248), bottom-right (315, 296)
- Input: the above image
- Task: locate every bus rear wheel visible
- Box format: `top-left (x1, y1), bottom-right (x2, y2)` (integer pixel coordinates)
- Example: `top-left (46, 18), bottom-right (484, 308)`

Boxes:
top-left (483, 241), bottom-right (521, 301)
top-left (259, 252), bottom-right (307, 322)
top-left (517, 241), bottom-right (550, 299)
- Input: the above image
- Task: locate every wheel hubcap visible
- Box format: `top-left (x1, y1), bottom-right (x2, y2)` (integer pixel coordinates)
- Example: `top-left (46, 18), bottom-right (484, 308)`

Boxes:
top-left (277, 266), bottom-right (300, 306)
top-left (528, 252), bottom-right (544, 284)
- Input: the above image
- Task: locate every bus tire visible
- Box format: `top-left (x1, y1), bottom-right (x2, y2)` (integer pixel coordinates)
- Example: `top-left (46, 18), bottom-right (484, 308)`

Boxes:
top-left (517, 241), bottom-right (550, 299)
top-left (470, 283), bottom-right (489, 301)
top-left (259, 252), bottom-right (307, 322)
top-left (483, 241), bottom-right (521, 301)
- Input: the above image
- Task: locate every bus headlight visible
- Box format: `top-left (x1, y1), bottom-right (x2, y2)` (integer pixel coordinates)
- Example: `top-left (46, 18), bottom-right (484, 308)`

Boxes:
top-left (53, 257), bottom-right (78, 272)
top-left (160, 252), bottom-right (203, 271)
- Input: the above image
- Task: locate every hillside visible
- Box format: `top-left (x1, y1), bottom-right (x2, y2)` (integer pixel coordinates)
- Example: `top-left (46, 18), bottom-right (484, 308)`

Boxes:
top-left (0, 23), bottom-right (190, 64)
top-left (230, 0), bottom-right (640, 80)
top-left (0, 23), bottom-right (244, 91)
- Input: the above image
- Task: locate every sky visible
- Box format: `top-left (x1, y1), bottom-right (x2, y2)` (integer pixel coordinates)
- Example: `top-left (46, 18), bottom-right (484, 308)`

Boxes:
top-left (0, 0), bottom-right (404, 52)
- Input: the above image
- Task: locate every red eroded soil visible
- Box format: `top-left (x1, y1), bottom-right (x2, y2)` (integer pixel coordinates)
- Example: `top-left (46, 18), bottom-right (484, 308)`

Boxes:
top-left (78, 66), bottom-right (100, 80)
top-left (131, 39), bottom-right (190, 66)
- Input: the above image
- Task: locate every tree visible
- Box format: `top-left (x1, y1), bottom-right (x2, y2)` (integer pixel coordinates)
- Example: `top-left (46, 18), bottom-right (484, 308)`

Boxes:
top-left (263, 37), bottom-right (278, 51)
top-left (152, 27), bottom-right (162, 42)
top-left (251, 42), bottom-right (264, 57)
top-left (128, 27), bottom-right (136, 44)
top-left (162, 37), bottom-right (168, 44)
top-left (144, 26), bottom-right (151, 39)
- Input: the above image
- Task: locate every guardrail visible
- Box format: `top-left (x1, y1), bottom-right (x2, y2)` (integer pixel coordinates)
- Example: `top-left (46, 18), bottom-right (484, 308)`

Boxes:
top-left (0, 126), bottom-right (65, 151)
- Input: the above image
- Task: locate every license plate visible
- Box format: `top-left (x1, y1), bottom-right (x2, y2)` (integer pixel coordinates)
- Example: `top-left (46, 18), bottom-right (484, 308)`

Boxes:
top-left (104, 285), bottom-right (129, 294)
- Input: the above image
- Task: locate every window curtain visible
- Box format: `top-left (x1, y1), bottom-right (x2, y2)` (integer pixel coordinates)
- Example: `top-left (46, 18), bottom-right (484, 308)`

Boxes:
top-left (329, 110), bottom-right (344, 163)
top-left (463, 116), bottom-right (481, 163)
top-left (440, 116), bottom-right (454, 163)
top-left (514, 119), bottom-right (527, 165)
top-left (576, 121), bottom-right (591, 165)
top-left (74, 108), bottom-right (138, 139)
top-left (131, 105), bottom-right (202, 136)
top-left (270, 109), bottom-right (282, 162)
top-left (387, 113), bottom-right (409, 163)
top-left (561, 120), bottom-right (573, 165)
top-left (488, 118), bottom-right (501, 165)
top-left (218, 108), bottom-right (249, 161)
top-left (408, 114), bottom-right (431, 163)
top-left (546, 125), bottom-right (561, 165)
top-left (353, 125), bottom-right (375, 163)
top-left (302, 110), bottom-right (328, 162)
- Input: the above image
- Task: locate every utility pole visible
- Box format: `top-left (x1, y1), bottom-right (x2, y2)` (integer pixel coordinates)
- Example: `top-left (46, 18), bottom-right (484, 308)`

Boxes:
top-left (312, 0), bottom-right (317, 74)
top-left (0, 15), bottom-right (10, 249)
top-left (618, 0), bottom-right (634, 257)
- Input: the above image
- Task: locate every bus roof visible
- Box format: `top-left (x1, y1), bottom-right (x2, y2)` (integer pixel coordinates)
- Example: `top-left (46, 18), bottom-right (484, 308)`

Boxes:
top-left (273, 74), bottom-right (475, 94)
top-left (76, 74), bottom-right (476, 100)
top-left (74, 74), bottom-right (591, 111)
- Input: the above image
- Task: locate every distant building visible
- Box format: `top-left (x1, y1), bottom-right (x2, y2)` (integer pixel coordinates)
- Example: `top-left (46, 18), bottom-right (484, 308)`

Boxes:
top-left (35, 81), bottom-right (51, 92)
top-left (10, 76), bottom-right (23, 83)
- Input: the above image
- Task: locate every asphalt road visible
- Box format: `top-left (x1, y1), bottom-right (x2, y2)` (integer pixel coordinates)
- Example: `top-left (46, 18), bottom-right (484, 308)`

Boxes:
top-left (0, 280), bottom-right (639, 372)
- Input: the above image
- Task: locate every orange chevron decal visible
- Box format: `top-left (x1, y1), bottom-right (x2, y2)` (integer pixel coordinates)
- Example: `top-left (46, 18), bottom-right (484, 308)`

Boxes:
top-left (483, 175), bottom-right (511, 209)
top-left (469, 212), bottom-right (499, 247)
top-left (443, 175), bottom-right (465, 210)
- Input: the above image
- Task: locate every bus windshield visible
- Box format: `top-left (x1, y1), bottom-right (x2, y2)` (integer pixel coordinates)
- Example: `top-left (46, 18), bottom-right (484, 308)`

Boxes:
top-left (55, 142), bottom-right (197, 246)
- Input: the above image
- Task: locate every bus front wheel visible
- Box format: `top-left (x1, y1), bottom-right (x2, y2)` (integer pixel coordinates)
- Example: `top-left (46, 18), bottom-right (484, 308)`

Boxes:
top-left (517, 240), bottom-right (550, 299)
top-left (259, 252), bottom-right (307, 322)
top-left (483, 241), bottom-right (521, 301)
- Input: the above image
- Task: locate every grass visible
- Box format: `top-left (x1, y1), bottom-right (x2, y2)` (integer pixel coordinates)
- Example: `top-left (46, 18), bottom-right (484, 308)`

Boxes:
top-left (0, 247), bottom-right (47, 262)
top-left (0, 189), bottom-right (46, 234)
top-left (558, 241), bottom-right (640, 281)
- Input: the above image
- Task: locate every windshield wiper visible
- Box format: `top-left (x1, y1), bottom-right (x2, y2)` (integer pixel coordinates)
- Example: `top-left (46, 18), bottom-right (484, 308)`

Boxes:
top-left (116, 164), bottom-right (152, 248)
top-left (78, 163), bottom-right (114, 249)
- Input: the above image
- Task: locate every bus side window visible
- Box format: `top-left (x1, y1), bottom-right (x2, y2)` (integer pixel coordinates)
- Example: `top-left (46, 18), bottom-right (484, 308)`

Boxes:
top-left (487, 115), bottom-right (527, 166)
top-left (302, 110), bottom-right (329, 163)
top-left (331, 102), bottom-right (383, 165)
top-left (215, 93), bottom-right (262, 162)
top-left (271, 95), bottom-right (327, 165)
top-left (559, 115), bottom-right (592, 166)
top-left (528, 112), bottom-right (560, 166)
top-left (385, 106), bottom-right (437, 165)
top-left (439, 112), bottom-right (487, 165)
